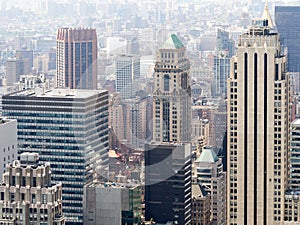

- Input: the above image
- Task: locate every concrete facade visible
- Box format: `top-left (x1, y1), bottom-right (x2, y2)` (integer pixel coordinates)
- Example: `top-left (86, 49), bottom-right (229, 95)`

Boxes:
top-left (84, 182), bottom-right (142, 225)
top-left (0, 118), bottom-right (18, 179)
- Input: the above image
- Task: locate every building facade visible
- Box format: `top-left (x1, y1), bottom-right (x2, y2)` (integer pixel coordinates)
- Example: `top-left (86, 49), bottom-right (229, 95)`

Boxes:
top-left (145, 143), bottom-right (192, 225)
top-left (0, 118), bottom-right (18, 179)
top-left (56, 28), bottom-right (98, 89)
top-left (227, 8), bottom-right (291, 224)
top-left (2, 88), bottom-right (109, 224)
top-left (115, 54), bottom-right (140, 99)
top-left (0, 152), bottom-right (65, 225)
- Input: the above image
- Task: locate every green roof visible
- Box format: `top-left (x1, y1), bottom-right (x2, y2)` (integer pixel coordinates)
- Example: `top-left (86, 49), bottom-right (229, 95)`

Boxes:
top-left (196, 147), bottom-right (218, 163)
top-left (161, 34), bottom-right (185, 49)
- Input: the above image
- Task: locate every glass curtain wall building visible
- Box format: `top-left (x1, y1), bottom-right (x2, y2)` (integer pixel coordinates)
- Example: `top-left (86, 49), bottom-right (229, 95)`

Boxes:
top-left (2, 88), bottom-right (109, 225)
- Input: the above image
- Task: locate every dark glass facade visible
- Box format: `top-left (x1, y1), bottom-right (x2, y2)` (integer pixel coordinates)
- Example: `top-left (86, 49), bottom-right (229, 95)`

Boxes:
top-left (275, 6), bottom-right (300, 72)
top-left (145, 143), bottom-right (192, 225)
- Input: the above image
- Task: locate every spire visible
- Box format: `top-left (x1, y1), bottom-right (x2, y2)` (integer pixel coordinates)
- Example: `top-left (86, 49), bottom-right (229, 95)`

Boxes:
top-left (262, 1), bottom-right (274, 28)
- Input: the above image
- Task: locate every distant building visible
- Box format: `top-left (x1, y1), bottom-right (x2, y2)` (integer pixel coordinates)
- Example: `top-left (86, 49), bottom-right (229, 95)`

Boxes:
top-left (213, 55), bottom-right (230, 97)
top-left (15, 49), bottom-right (33, 70)
top-left (194, 147), bottom-right (226, 224)
top-left (213, 28), bottom-right (234, 97)
top-left (0, 118), bottom-right (17, 179)
top-left (84, 181), bottom-right (142, 225)
top-left (115, 54), bottom-right (140, 99)
top-left (2, 88), bottom-right (109, 225)
top-left (0, 152), bottom-right (65, 224)
top-left (6, 58), bottom-right (30, 85)
top-left (56, 28), bottom-right (98, 89)
top-left (216, 28), bottom-right (235, 58)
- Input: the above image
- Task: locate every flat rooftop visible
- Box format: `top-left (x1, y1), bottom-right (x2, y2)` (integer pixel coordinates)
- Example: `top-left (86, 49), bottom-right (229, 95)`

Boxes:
top-left (0, 117), bottom-right (16, 124)
top-left (6, 88), bottom-right (107, 99)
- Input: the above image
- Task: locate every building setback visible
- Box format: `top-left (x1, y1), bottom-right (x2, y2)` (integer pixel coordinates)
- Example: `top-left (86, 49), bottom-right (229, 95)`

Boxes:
top-left (56, 28), bottom-right (98, 89)
top-left (2, 88), bottom-right (109, 225)
top-left (0, 152), bottom-right (65, 225)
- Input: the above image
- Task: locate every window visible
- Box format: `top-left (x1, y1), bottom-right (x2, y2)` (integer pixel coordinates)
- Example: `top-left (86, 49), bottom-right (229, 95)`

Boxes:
top-left (163, 74), bottom-right (170, 91)
top-left (42, 194), bottom-right (47, 204)
top-left (32, 194), bottom-right (36, 204)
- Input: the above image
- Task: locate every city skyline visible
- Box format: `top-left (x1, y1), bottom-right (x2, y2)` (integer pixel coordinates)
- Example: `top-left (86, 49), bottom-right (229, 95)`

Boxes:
top-left (0, 1), bottom-right (300, 225)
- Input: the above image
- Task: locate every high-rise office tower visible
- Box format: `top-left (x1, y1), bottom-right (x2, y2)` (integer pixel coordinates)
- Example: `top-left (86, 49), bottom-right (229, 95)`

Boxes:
top-left (0, 152), bottom-right (65, 224)
top-left (213, 54), bottom-right (231, 97)
top-left (227, 6), bottom-right (290, 224)
top-left (275, 6), bottom-right (300, 73)
top-left (152, 34), bottom-right (191, 143)
top-left (2, 88), bottom-right (109, 225)
top-left (56, 28), bottom-right (98, 89)
top-left (213, 28), bottom-right (235, 97)
top-left (145, 34), bottom-right (192, 224)
top-left (115, 54), bottom-right (140, 99)
top-left (216, 28), bottom-right (235, 58)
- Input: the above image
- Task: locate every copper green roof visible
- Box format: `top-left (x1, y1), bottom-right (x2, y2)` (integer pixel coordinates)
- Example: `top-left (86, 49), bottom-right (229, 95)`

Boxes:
top-left (161, 34), bottom-right (185, 49)
top-left (196, 147), bottom-right (218, 163)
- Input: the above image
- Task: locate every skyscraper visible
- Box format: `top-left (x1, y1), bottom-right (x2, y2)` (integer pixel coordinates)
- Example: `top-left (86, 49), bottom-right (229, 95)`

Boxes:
top-left (213, 28), bottom-right (235, 97)
top-left (227, 7), bottom-right (290, 224)
top-left (152, 34), bottom-right (191, 143)
top-left (275, 6), bottom-right (300, 73)
top-left (56, 28), bottom-right (98, 89)
top-left (2, 88), bottom-right (109, 224)
top-left (115, 54), bottom-right (140, 99)
top-left (145, 34), bottom-right (192, 224)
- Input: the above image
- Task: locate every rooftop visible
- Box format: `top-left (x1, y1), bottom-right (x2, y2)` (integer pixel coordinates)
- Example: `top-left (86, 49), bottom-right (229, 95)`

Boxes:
top-left (0, 117), bottom-right (15, 125)
top-left (161, 34), bottom-right (185, 49)
top-left (196, 147), bottom-right (218, 163)
top-left (192, 183), bottom-right (209, 198)
top-left (6, 88), bottom-right (107, 99)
